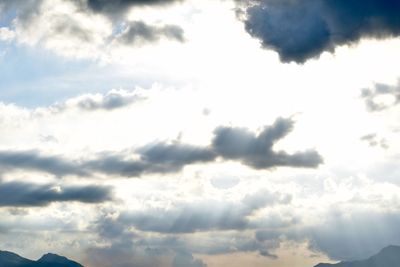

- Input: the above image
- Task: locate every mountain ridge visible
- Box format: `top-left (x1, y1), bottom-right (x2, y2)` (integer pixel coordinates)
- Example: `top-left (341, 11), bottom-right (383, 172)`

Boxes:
top-left (314, 245), bottom-right (400, 267)
top-left (0, 251), bottom-right (83, 267)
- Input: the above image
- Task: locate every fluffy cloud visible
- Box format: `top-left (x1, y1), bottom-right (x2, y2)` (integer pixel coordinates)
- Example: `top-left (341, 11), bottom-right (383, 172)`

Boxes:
top-left (0, 180), bottom-right (112, 206)
top-left (5, 0), bottom-right (184, 59)
top-left (241, 0), bottom-right (400, 63)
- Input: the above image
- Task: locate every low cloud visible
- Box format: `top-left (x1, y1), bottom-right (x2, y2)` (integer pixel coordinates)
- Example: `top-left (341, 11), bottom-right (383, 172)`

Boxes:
top-left (304, 211), bottom-right (400, 261)
top-left (0, 181), bottom-right (112, 207)
top-left (241, 0), bottom-right (400, 63)
top-left (118, 189), bottom-right (291, 233)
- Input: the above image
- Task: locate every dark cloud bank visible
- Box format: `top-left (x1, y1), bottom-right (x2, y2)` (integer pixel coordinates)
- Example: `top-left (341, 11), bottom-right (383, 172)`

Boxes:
top-left (0, 118), bottom-right (322, 178)
top-left (0, 181), bottom-right (112, 207)
top-left (241, 0), bottom-right (400, 63)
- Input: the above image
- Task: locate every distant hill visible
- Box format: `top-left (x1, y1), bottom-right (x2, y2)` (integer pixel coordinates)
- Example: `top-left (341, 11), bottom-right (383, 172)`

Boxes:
top-left (315, 245), bottom-right (400, 267)
top-left (0, 251), bottom-right (83, 267)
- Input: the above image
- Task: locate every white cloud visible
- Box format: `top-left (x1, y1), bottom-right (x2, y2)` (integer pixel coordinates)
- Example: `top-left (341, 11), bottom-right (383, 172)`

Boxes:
top-left (0, 27), bottom-right (15, 41)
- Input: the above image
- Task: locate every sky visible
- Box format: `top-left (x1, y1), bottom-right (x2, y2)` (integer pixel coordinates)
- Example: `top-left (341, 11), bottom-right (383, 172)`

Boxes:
top-left (1, 0), bottom-right (400, 267)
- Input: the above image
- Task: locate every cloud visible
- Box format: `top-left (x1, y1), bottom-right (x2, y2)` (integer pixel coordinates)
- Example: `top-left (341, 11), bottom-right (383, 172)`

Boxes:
top-left (87, 0), bottom-right (183, 16)
top-left (360, 133), bottom-right (388, 149)
top-left (0, 118), bottom-right (322, 178)
top-left (212, 118), bottom-right (323, 169)
top-left (118, 189), bottom-right (291, 233)
top-left (0, 145), bottom-right (214, 178)
top-left (0, 181), bottom-right (112, 207)
top-left (241, 0), bottom-right (400, 63)
top-left (12, 0), bottom-right (113, 59)
top-left (6, 0), bottom-right (184, 59)
top-left (0, 150), bottom-right (86, 177)
top-left (0, 27), bottom-right (15, 41)
top-left (84, 118), bottom-right (322, 178)
top-left (361, 81), bottom-right (400, 112)
top-left (85, 143), bottom-right (216, 177)
top-left (172, 251), bottom-right (206, 267)
top-left (28, 89), bottom-right (147, 116)
top-left (87, 205), bottom-right (285, 267)
top-left (304, 211), bottom-right (400, 261)
top-left (116, 21), bottom-right (184, 45)
top-left (86, 219), bottom-right (207, 267)
top-left (58, 89), bottom-right (146, 112)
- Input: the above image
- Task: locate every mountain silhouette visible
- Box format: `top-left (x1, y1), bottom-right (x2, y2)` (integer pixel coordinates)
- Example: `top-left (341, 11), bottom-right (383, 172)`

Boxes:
top-left (315, 245), bottom-right (400, 267)
top-left (0, 251), bottom-right (83, 267)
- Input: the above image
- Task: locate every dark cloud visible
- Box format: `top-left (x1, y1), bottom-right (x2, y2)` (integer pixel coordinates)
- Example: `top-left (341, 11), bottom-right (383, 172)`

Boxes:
top-left (0, 181), bottom-right (112, 207)
top-left (85, 143), bottom-right (216, 177)
top-left (87, 0), bottom-right (183, 15)
top-left (0, 150), bottom-right (86, 177)
top-left (118, 189), bottom-right (291, 233)
top-left (241, 0), bottom-right (400, 63)
top-left (212, 118), bottom-right (323, 169)
top-left (0, 119), bottom-right (321, 178)
top-left (361, 81), bottom-right (400, 112)
top-left (117, 21), bottom-right (184, 44)
top-left (139, 142), bottom-right (216, 166)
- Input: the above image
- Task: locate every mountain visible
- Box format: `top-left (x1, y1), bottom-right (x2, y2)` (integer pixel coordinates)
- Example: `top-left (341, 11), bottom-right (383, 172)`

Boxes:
top-left (315, 245), bottom-right (400, 267)
top-left (0, 251), bottom-right (83, 267)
